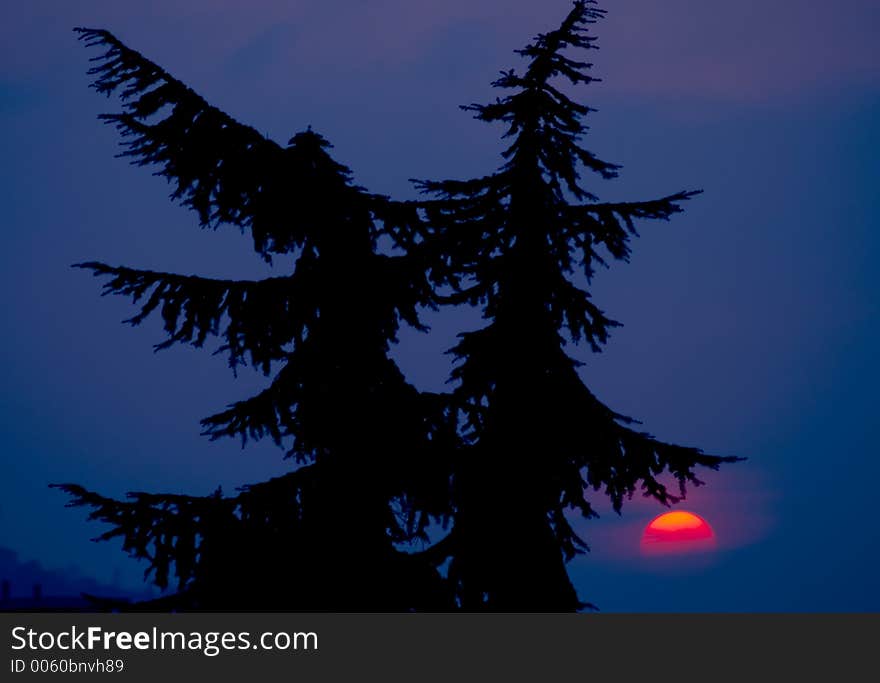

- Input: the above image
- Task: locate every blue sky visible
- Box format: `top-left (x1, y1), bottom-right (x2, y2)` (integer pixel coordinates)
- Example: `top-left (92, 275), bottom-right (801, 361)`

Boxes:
top-left (1, 0), bottom-right (878, 610)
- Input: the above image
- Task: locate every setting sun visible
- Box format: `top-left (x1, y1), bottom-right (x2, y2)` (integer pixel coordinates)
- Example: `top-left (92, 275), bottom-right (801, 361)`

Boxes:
top-left (641, 511), bottom-right (716, 555)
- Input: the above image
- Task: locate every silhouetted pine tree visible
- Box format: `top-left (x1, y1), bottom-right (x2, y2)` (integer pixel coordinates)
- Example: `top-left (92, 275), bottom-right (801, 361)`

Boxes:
top-left (415, 0), bottom-right (739, 610)
top-left (53, 28), bottom-right (457, 611)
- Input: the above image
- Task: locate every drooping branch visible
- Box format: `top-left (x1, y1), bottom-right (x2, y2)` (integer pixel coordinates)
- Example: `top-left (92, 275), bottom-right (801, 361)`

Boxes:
top-left (74, 28), bottom-right (301, 258)
top-left (51, 468), bottom-right (320, 594)
top-left (565, 190), bottom-right (703, 277)
top-left (50, 454), bottom-right (452, 599)
top-left (74, 262), bottom-right (312, 373)
top-left (50, 483), bottom-right (236, 592)
top-left (199, 360), bottom-right (300, 451)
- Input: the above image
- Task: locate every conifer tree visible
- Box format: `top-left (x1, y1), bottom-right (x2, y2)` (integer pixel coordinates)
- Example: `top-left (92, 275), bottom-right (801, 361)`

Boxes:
top-left (57, 3), bottom-right (739, 613)
top-left (415, 0), bottom-right (739, 610)
top-left (54, 28), bottom-right (456, 610)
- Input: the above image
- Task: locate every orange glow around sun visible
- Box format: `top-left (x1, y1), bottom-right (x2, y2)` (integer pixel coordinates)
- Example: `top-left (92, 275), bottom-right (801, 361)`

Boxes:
top-left (641, 510), bottom-right (716, 556)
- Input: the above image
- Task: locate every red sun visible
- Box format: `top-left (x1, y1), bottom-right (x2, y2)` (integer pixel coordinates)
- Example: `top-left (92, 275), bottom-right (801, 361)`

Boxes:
top-left (641, 511), bottom-right (716, 556)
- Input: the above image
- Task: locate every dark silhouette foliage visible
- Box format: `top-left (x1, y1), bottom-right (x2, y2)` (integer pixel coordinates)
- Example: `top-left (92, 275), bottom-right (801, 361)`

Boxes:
top-left (56, 1), bottom-right (738, 612)
top-left (414, 0), bottom-right (739, 610)
top-left (54, 27), bottom-right (456, 611)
